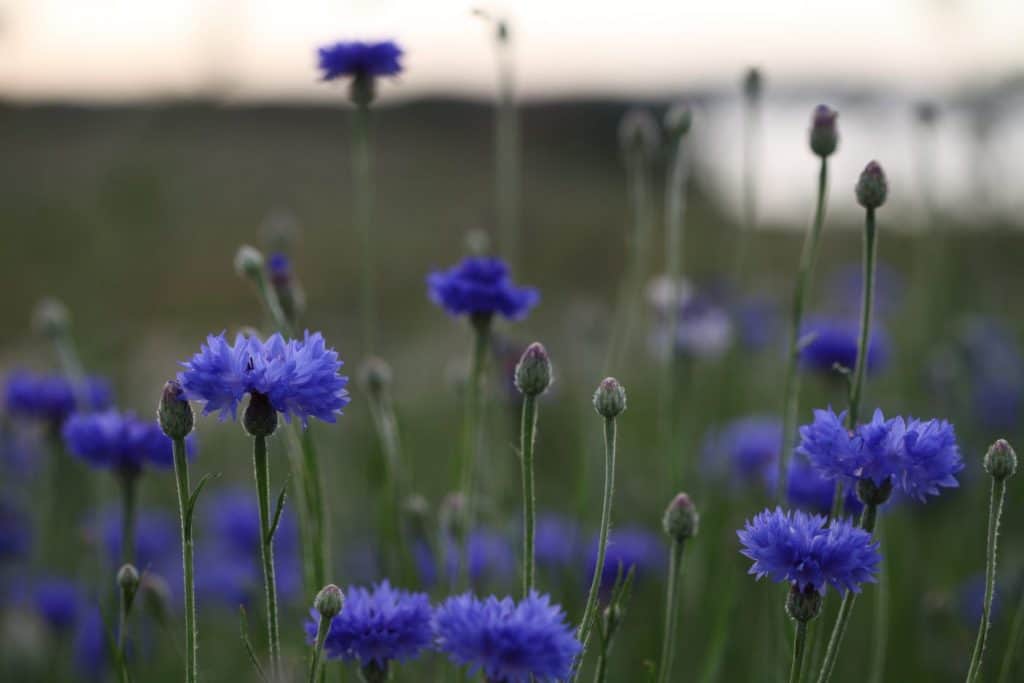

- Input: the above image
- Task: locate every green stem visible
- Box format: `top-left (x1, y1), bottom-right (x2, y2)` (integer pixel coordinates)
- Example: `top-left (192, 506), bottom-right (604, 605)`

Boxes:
top-left (966, 477), bottom-right (1007, 682)
top-left (495, 34), bottom-right (519, 269)
top-left (368, 388), bottom-right (409, 581)
top-left (172, 437), bottom-right (198, 683)
top-left (816, 502), bottom-right (878, 683)
top-left (657, 539), bottom-right (686, 683)
top-left (353, 102), bottom-right (375, 352)
top-left (308, 613), bottom-right (334, 683)
top-left (847, 208), bottom-right (878, 430)
top-left (868, 520), bottom-right (888, 683)
top-left (300, 427), bottom-right (328, 591)
top-left (359, 661), bottom-right (388, 683)
top-left (459, 317), bottom-right (490, 531)
top-left (997, 572), bottom-right (1024, 683)
top-left (593, 637), bottom-right (611, 683)
top-left (576, 417), bottom-right (618, 674)
top-left (790, 620), bottom-right (809, 683)
top-left (520, 393), bottom-right (538, 596)
top-left (120, 473), bottom-right (137, 566)
top-left (253, 435), bottom-right (281, 673)
top-left (778, 157), bottom-right (829, 496)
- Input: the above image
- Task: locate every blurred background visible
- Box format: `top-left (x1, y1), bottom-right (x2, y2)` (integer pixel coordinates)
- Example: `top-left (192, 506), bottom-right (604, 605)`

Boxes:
top-left (2, 1), bottom-right (1024, 681)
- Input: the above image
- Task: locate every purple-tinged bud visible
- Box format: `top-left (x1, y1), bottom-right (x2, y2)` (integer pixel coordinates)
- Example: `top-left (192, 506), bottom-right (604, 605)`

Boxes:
top-left (314, 584), bottom-right (345, 620)
top-left (664, 104), bottom-right (693, 139)
top-left (33, 297), bottom-right (70, 340)
top-left (786, 584), bottom-right (823, 623)
top-left (855, 161), bottom-right (888, 209)
top-left (359, 357), bottom-right (393, 399)
top-left (984, 439), bottom-right (1017, 481)
top-left (593, 377), bottom-right (627, 419)
top-left (662, 492), bottom-right (699, 542)
top-left (856, 476), bottom-right (894, 507)
top-left (234, 245), bottom-right (264, 280)
top-left (242, 392), bottom-right (278, 438)
top-left (514, 342), bottom-right (553, 397)
top-left (809, 105), bottom-right (839, 158)
top-left (158, 379), bottom-right (194, 440)
top-left (117, 564), bottom-right (140, 593)
top-left (618, 109), bottom-right (661, 161)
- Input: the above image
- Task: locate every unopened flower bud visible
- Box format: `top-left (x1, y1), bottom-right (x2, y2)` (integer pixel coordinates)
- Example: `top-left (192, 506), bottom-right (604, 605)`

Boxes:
top-left (618, 109), bottom-right (660, 161)
top-left (440, 492), bottom-right (468, 543)
top-left (234, 245), bottom-right (264, 280)
top-left (855, 161), bottom-right (887, 209)
top-left (984, 439), bottom-right (1017, 481)
top-left (140, 574), bottom-right (172, 625)
top-left (117, 564), bottom-right (140, 593)
top-left (243, 392), bottom-right (278, 438)
top-left (664, 104), bottom-right (693, 139)
top-left (593, 378), bottom-right (627, 418)
top-left (33, 298), bottom-right (70, 340)
top-left (662, 493), bottom-right (699, 542)
top-left (158, 379), bottom-right (194, 440)
top-left (809, 105), bottom-right (839, 158)
top-left (514, 343), bottom-right (553, 397)
top-left (785, 584), bottom-right (823, 623)
top-left (314, 584), bottom-right (345, 620)
top-left (359, 357), bottom-right (393, 399)
top-left (856, 476), bottom-right (894, 507)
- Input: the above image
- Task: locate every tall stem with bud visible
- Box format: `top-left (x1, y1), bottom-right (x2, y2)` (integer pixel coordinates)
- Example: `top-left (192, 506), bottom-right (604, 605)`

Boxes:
top-left (308, 585), bottom-right (344, 683)
top-left (658, 493), bottom-right (699, 683)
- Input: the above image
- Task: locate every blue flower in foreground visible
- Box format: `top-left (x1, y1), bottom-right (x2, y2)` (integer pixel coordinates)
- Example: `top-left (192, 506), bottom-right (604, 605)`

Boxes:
top-left (427, 257), bottom-right (539, 321)
top-left (178, 330), bottom-right (349, 427)
top-left (738, 508), bottom-right (880, 595)
top-left (797, 407), bottom-right (859, 481)
top-left (4, 371), bottom-right (112, 424)
top-left (63, 411), bottom-right (195, 476)
top-left (32, 579), bottom-right (82, 631)
top-left (900, 418), bottom-right (963, 501)
top-left (305, 581), bottom-right (432, 667)
top-left (798, 317), bottom-right (887, 376)
top-left (435, 591), bottom-right (581, 683)
top-left (703, 416), bottom-right (781, 492)
top-left (317, 40), bottom-right (403, 80)
top-left (588, 525), bottom-right (663, 591)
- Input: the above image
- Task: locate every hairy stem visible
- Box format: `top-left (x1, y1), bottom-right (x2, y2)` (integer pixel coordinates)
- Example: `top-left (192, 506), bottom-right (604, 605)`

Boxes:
top-left (520, 393), bottom-right (538, 596)
top-left (966, 477), bottom-right (1007, 682)
top-left (253, 435), bottom-right (281, 673)
top-left (657, 539), bottom-right (686, 683)
top-left (790, 620), bottom-right (809, 683)
top-left (172, 437), bottom-right (198, 683)
top-left (847, 208), bottom-right (878, 430)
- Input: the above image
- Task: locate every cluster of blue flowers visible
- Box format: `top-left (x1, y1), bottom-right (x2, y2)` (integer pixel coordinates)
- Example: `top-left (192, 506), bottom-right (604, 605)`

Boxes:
top-left (4, 371), bottom-right (111, 424)
top-left (798, 317), bottom-right (888, 376)
top-left (798, 407), bottom-right (963, 501)
top-left (427, 256), bottom-right (539, 321)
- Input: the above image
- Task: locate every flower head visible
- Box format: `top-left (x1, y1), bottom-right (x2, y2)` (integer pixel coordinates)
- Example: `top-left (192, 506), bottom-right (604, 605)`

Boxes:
top-left (900, 418), bottom-right (963, 501)
top-left (32, 578), bottom-right (82, 631)
top-left (435, 591), bottom-right (581, 683)
top-left (427, 257), bottom-right (538, 321)
top-left (738, 507), bottom-right (880, 595)
top-left (178, 330), bottom-right (349, 427)
top-left (63, 411), bottom-right (194, 477)
top-left (4, 372), bottom-right (112, 424)
top-left (317, 40), bottom-right (403, 80)
top-left (305, 581), bottom-right (432, 667)
top-left (703, 416), bottom-right (781, 492)
top-left (799, 317), bottom-right (888, 376)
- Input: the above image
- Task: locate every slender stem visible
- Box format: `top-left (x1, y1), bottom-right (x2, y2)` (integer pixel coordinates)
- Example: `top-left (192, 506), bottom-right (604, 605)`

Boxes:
top-left (594, 637), bottom-right (611, 683)
top-left (817, 502), bottom-right (878, 683)
top-left (300, 427), bottom-right (328, 591)
top-left (966, 477), bottom-right (1007, 682)
top-left (359, 661), bottom-right (388, 683)
top-left (778, 157), bottom-right (830, 496)
top-left (368, 387), bottom-right (409, 581)
top-left (868, 520), bottom-right (888, 683)
top-left (997, 573), bottom-right (1024, 683)
top-left (120, 473), bottom-right (137, 566)
top-left (459, 317), bottom-right (490, 524)
top-left (657, 539), bottom-right (686, 683)
top-left (172, 437), bottom-right (198, 683)
top-left (576, 417), bottom-right (618, 671)
top-left (520, 393), bottom-right (538, 596)
top-left (495, 31), bottom-right (519, 269)
top-left (789, 620), bottom-right (809, 683)
top-left (847, 208), bottom-right (878, 430)
top-left (353, 102), bottom-right (375, 352)
top-left (308, 614), bottom-right (334, 683)
top-left (253, 435), bottom-right (281, 673)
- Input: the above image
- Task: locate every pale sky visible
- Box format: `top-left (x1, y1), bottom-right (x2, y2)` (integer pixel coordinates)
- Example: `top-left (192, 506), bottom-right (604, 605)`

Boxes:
top-left (0, 0), bottom-right (1022, 101)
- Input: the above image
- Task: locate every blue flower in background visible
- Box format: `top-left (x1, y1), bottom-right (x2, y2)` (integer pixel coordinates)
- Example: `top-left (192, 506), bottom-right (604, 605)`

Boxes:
top-left (798, 317), bottom-right (888, 376)
top-left (63, 410), bottom-right (195, 477)
top-left (421, 529), bottom-right (514, 589)
top-left (179, 330), bottom-right (349, 427)
top-left (427, 257), bottom-right (539, 321)
top-left (74, 604), bottom-right (107, 679)
top-left (588, 525), bottom-right (663, 592)
top-left (826, 262), bottom-right (905, 318)
top-left (0, 426), bottom-right (42, 478)
top-left (0, 500), bottom-right (31, 563)
top-left (435, 591), bottom-right (581, 683)
top-left (4, 371), bottom-right (112, 424)
top-left (534, 513), bottom-right (582, 572)
top-left (733, 295), bottom-right (781, 351)
top-left (738, 507), bottom-right (880, 595)
top-left (786, 457), bottom-right (865, 518)
top-left (305, 581), bottom-right (432, 667)
top-left (32, 578), bottom-right (82, 632)
top-left (317, 41), bottom-right (403, 80)
top-left (956, 317), bottom-right (1024, 431)
top-left (88, 508), bottom-right (180, 583)
top-left (703, 416), bottom-right (781, 492)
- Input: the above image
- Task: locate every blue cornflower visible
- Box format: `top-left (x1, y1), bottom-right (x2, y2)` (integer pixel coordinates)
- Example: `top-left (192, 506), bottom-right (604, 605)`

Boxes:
top-left (956, 316), bottom-right (1023, 431)
top-left (304, 581), bottom-right (432, 667)
top-left (435, 591), bottom-right (581, 683)
top-left (786, 457), bottom-right (865, 518)
top-left (796, 407), bottom-right (860, 481)
top-left (267, 252), bottom-right (291, 282)
top-left (32, 578), bottom-right (82, 631)
top-left (702, 416), bottom-right (781, 492)
top-left (738, 507), bottom-right (880, 595)
top-left (588, 525), bottom-right (663, 592)
top-left (0, 500), bottom-right (31, 562)
top-left (178, 330), bottom-right (349, 427)
top-left (826, 262), bottom-right (905, 319)
top-left (317, 40), bottom-right (403, 80)
top-left (798, 316), bottom-right (888, 376)
top-left (427, 257), bottom-right (539, 321)
top-left (900, 417), bottom-right (963, 501)
top-left (62, 410), bottom-right (195, 477)
top-left (4, 371), bottom-right (112, 424)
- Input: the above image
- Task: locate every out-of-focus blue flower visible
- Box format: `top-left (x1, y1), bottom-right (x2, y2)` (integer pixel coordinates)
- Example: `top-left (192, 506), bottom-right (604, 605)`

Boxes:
top-left (427, 257), bottom-right (539, 321)
top-left (74, 604), bottom-right (107, 679)
top-left (435, 591), bottom-right (581, 683)
top-left (32, 579), bottom-right (82, 632)
top-left (0, 500), bottom-right (31, 562)
top-left (534, 514), bottom-right (582, 572)
top-left (703, 416), bottom-right (781, 492)
top-left (305, 581), bottom-right (432, 667)
top-left (266, 252), bottom-right (291, 283)
top-left (588, 525), bottom-right (663, 592)
top-left (317, 41), bottom-right (403, 80)
top-left (956, 317), bottom-right (1024, 431)
top-left (738, 507), bottom-right (880, 595)
top-left (733, 295), bottom-right (781, 351)
top-left (4, 372), bottom-right (112, 424)
top-left (179, 331), bottom-right (349, 427)
top-left (786, 457), bottom-right (865, 518)
top-left (433, 529), bottom-right (515, 588)
top-left (196, 488), bottom-right (301, 608)
top-left (89, 508), bottom-right (179, 578)
top-left (826, 262), bottom-right (905, 319)
top-left (798, 317), bottom-right (888, 376)
top-left (0, 427), bottom-right (42, 477)
top-left (675, 294), bottom-right (735, 359)
top-left (63, 411), bottom-right (195, 476)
